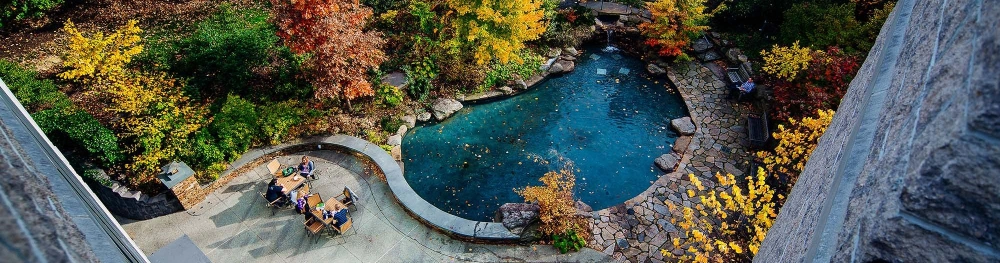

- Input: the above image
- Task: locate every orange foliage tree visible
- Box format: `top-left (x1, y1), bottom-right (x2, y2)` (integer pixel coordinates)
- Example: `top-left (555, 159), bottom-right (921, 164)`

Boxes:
top-left (270, 0), bottom-right (387, 107)
top-left (517, 169), bottom-right (583, 236)
top-left (640, 0), bottom-right (715, 58)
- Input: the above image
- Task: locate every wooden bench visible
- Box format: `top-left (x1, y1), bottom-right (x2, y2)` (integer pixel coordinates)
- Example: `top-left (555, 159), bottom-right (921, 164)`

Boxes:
top-left (727, 63), bottom-right (752, 84)
top-left (747, 111), bottom-right (769, 149)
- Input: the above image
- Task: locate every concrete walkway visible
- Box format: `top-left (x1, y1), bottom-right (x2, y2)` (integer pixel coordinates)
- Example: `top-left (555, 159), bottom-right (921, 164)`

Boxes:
top-left (119, 150), bottom-right (611, 262)
top-left (587, 62), bottom-right (757, 262)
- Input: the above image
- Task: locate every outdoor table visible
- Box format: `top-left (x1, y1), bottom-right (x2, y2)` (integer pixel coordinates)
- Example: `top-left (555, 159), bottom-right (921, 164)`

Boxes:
top-left (276, 175), bottom-right (306, 194)
top-left (310, 197), bottom-right (347, 227)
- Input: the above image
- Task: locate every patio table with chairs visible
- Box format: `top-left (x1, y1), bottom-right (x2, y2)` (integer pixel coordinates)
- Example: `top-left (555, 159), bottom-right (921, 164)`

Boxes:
top-left (260, 157), bottom-right (357, 238)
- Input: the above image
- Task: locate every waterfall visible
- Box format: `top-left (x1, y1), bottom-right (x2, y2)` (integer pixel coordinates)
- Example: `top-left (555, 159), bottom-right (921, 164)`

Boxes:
top-left (603, 29), bottom-right (619, 53)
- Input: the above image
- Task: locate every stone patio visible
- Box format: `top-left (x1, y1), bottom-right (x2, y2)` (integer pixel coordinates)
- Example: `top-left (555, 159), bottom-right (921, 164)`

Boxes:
top-left (587, 62), bottom-right (757, 262)
top-left (119, 150), bottom-right (610, 262)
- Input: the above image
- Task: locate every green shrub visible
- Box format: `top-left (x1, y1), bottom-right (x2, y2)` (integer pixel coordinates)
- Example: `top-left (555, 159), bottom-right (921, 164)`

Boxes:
top-left (404, 57), bottom-right (437, 100)
top-left (185, 129), bottom-right (225, 169)
top-left (479, 51), bottom-right (542, 91)
top-left (209, 94), bottom-right (259, 161)
top-left (258, 100), bottom-right (304, 145)
top-left (380, 116), bottom-right (405, 133)
top-left (553, 229), bottom-right (587, 254)
top-left (0, 59), bottom-right (70, 112)
top-left (33, 109), bottom-right (124, 166)
top-left (172, 4), bottom-right (281, 97)
top-left (780, 2), bottom-right (862, 53)
top-left (1, 0), bottom-right (63, 28)
top-left (82, 168), bottom-right (113, 188)
top-left (270, 48), bottom-right (313, 101)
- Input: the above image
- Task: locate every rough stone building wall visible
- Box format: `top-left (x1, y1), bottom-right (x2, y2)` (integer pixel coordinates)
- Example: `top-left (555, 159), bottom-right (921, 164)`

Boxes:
top-left (755, 0), bottom-right (999, 262)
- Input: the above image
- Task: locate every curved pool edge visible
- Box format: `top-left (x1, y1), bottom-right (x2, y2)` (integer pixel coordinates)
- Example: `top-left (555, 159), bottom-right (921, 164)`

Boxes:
top-left (325, 135), bottom-right (521, 242)
top-left (221, 134), bottom-right (520, 243)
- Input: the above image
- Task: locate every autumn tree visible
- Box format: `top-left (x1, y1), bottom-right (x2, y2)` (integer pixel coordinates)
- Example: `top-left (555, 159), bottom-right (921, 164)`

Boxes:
top-left (60, 20), bottom-right (203, 184)
top-left (271, 0), bottom-right (387, 107)
top-left (766, 46), bottom-right (859, 121)
top-left (757, 109), bottom-right (835, 185)
top-left (760, 41), bottom-right (813, 81)
top-left (640, 0), bottom-right (714, 58)
top-left (444, 0), bottom-right (547, 65)
top-left (668, 170), bottom-right (782, 262)
top-left (518, 169), bottom-right (586, 236)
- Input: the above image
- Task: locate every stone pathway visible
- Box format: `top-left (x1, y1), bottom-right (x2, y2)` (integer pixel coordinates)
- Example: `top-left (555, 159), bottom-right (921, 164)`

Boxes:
top-left (119, 150), bottom-right (610, 262)
top-left (588, 62), bottom-right (757, 263)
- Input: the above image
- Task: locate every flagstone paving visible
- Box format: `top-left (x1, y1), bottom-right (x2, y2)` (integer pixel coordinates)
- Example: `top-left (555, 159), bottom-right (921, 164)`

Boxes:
top-left (119, 150), bottom-right (610, 262)
top-left (587, 62), bottom-right (758, 262)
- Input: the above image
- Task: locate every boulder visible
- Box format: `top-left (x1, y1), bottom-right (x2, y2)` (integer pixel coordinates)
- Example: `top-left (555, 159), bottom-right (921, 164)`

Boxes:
top-left (559, 60), bottom-right (576, 72)
top-left (547, 61), bottom-right (566, 74)
top-left (697, 51), bottom-right (722, 62)
top-left (562, 46), bottom-right (579, 56)
top-left (671, 117), bottom-right (696, 135)
top-left (386, 134), bottom-right (402, 146)
top-left (546, 48), bottom-right (562, 58)
top-left (396, 125), bottom-right (408, 136)
top-left (431, 98), bottom-right (463, 121)
top-left (416, 112), bottom-right (432, 122)
top-left (381, 72), bottom-right (408, 89)
top-left (692, 37), bottom-right (714, 53)
top-left (560, 55), bottom-right (578, 61)
top-left (390, 145), bottom-right (401, 161)
top-left (647, 64), bottom-right (667, 75)
top-left (540, 57), bottom-right (558, 71)
top-left (495, 203), bottom-right (541, 235)
top-left (499, 86), bottom-right (514, 95)
top-left (575, 200), bottom-right (594, 218)
top-left (725, 48), bottom-right (746, 63)
top-left (655, 153), bottom-right (680, 173)
top-left (402, 115), bottom-right (416, 129)
top-left (514, 78), bottom-right (528, 90)
top-left (673, 135), bottom-right (692, 154)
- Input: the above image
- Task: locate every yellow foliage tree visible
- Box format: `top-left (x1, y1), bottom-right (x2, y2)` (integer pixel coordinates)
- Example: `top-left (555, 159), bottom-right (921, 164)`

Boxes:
top-left (760, 41), bottom-right (814, 81)
top-left (667, 170), bottom-right (782, 262)
top-left (58, 19), bottom-right (143, 86)
top-left (517, 169), bottom-right (583, 236)
top-left (59, 20), bottom-right (203, 184)
top-left (757, 109), bottom-right (835, 185)
top-left (445, 0), bottom-right (547, 65)
top-left (640, 0), bottom-right (714, 57)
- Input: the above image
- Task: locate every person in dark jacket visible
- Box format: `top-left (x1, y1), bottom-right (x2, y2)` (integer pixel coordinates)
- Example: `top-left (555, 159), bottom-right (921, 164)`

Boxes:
top-left (265, 179), bottom-right (287, 206)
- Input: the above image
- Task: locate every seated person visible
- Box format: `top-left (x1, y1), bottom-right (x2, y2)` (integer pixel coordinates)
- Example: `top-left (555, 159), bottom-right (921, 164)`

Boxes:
top-left (295, 196), bottom-right (308, 214)
top-left (265, 179), bottom-right (287, 206)
top-left (298, 156), bottom-right (316, 180)
top-left (329, 203), bottom-right (349, 229)
top-left (728, 78), bottom-right (756, 100)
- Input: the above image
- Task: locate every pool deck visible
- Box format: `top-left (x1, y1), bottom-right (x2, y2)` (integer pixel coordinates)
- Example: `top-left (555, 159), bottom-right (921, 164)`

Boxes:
top-left (119, 149), bottom-right (610, 262)
top-left (587, 62), bottom-right (757, 262)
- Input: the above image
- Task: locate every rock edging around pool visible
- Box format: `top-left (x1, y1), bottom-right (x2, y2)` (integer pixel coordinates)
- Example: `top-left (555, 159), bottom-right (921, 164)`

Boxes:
top-left (231, 134), bottom-right (520, 242)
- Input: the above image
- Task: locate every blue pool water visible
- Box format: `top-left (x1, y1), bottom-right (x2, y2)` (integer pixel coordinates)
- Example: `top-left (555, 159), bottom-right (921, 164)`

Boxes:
top-left (402, 45), bottom-right (689, 221)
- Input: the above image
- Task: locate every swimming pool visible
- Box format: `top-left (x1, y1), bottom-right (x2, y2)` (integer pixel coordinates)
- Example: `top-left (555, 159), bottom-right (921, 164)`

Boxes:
top-left (402, 45), bottom-right (689, 221)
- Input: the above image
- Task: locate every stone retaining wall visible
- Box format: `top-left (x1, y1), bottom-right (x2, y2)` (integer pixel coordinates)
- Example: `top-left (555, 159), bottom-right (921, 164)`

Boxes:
top-left (90, 180), bottom-right (184, 220)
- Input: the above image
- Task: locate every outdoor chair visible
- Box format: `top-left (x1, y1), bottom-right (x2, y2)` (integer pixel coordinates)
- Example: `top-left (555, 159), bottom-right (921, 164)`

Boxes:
top-left (332, 217), bottom-right (354, 236)
top-left (334, 186), bottom-right (359, 211)
top-left (261, 192), bottom-right (292, 216)
top-left (265, 159), bottom-right (281, 177)
top-left (304, 217), bottom-right (325, 237)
